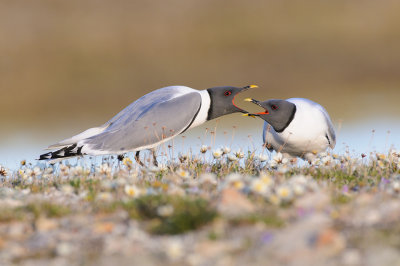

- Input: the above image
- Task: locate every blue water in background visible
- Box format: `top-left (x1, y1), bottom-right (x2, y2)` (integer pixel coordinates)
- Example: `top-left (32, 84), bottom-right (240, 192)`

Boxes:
top-left (1, 119), bottom-right (399, 170)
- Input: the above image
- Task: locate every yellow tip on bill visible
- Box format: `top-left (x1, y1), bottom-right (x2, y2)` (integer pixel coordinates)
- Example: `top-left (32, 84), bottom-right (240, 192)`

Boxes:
top-left (244, 98), bottom-right (253, 102)
top-left (242, 114), bottom-right (256, 118)
top-left (249, 85), bottom-right (259, 89)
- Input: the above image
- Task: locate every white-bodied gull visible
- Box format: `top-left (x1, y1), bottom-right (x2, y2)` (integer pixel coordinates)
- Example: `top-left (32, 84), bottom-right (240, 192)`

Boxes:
top-left (39, 85), bottom-right (257, 165)
top-left (244, 98), bottom-right (336, 161)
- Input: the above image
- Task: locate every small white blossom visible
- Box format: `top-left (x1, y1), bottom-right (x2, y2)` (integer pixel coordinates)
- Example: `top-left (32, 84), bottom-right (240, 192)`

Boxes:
top-left (213, 149), bottom-right (223, 159)
top-left (178, 153), bottom-right (189, 163)
top-left (268, 194), bottom-right (281, 206)
top-left (176, 168), bottom-right (191, 179)
top-left (257, 154), bottom-right (268, 162)
top-left (235, 150), bottom-right (245, 159)
top-left (222, 146), bottom-right (231, 155)
top-left (292, 183), bottom-right (305, 196)
top-left (276, 185), bottom-right (293, 202)
top-left (198, 173), bottom-right (217, 185)
top-left (259, 173), bottom-right (275, 187)
top-left (392, 181), bottom-right (400, 193)
top-left (250, 178), bottom-right (270, 195)
top-left (227, 154), bottom-right (238, 162)
top-left (226, 173), bottom-right (245, 190)
top-left (269, 153), bottom-right (288, 168)
top-left (97, 192), bottom-right (113, 202)
top-left (200, 145), bottom-right (209, 154)
top-left (97, 164), bottom-right (112, 176)
top-left (124, 184), bottom-right (141, 197)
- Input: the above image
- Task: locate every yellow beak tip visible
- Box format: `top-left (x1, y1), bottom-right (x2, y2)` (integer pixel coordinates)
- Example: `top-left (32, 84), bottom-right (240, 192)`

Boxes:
top-left (242, 114), bottom-right (256, 118)
top-left (249, 85), bottom-right (259, 89)
top-left (244, 98), bottom-right (253, 102)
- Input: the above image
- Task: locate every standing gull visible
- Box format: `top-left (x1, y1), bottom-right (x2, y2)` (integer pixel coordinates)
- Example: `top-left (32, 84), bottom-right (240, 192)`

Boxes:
top-left (244, 98), bottom-right (336, 161)
top-left (39, 85), bottom-right (257, 164)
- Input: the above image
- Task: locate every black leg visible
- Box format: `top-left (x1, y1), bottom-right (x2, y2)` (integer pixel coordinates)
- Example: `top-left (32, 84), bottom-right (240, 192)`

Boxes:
top-left (152, 149), bottom-right (158, 167)
top-left (135, 151), bottom-right (144, 166)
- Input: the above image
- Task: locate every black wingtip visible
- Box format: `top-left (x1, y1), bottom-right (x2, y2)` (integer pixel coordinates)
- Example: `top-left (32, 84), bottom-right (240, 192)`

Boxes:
top-left (38, 144), bottom-right (83, 161)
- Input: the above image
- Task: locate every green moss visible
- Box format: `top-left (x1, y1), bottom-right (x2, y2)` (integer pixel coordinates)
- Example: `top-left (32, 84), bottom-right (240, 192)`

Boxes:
top-left (228, 213), bottom-right (285, 228)
top-left (332, 194), bottom-right (352, 205)
top-left (23, 202), bottom-right (70, 219)
top-left (0, 208), bottom-right (24, 222)
top-left (123, 195), bottom-right (217, 235)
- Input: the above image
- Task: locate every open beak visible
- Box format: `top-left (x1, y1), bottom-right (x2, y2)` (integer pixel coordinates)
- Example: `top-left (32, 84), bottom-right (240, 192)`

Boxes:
top-left (242, 98), bottom-right (269, 117)
top-left (233, 85), bottom-right (258, 113)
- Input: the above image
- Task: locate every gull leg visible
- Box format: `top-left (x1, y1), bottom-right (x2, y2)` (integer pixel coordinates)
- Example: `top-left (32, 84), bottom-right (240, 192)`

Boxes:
top-left (151, 149), bottom-right (158, 167)
top-left (135, 151), bottom-right (144, 166)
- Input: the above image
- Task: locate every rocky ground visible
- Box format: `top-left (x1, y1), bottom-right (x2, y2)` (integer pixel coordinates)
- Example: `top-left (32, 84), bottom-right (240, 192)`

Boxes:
top-left (1, 149), bottom-right (400, 266)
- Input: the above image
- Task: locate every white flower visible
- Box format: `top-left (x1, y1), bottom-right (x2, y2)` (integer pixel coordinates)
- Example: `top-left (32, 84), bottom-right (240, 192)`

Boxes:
top-left (213, 149), bottom-right (223, 159)
top-left (198, 173), bottom-right (217, 185)
top-left (290, 175), bottom-right (308, 186)
top-left (276, 185), bottom-right (293, 202)
top-left (250, 179), bottom-right (270, 195)
top-left (268, 194), bottom-right (281, 206)
top-left (377, 160), bottom-right (386, 169)
top-left (97, 164), bottom-right (112, 176)
top-left (158, 163), bottom-right (168, 171)
top-left (226, 173), bottom-right (245, 190)
top-left (292, 183), bottom-right (305, 196)
top-left (178, 153), bottom-right (189, 163)
top-left (235, 150), bottom-right (245, 159)
top-left (157, 205), bottom-right (174, 217)
top-left (21, 188), bottom-right (31, 195)
top-left (257, 154), bottom-right (268, 162)
top-left (124, 185), bottom-right (141, 197)
top-left (321, 155), bottom-right (333, 165)
top-left (0, 165), bottom-right (8, 177)
top-left (222, 146), bottom-right (231, 155)
top-left (277, 164), bottom-right (290, 174)
top-left (71, 166), bottom-right (86, 176)
top-left (165, 240), bottom-right (183, 260)
top-left (259, 173), bottom-right (275, 187)
top-left (269, 152), bottom-right (288, 168)
top-left (392, 181), bottom-right (400, 193)
top-left (176, 168), bottom-right (191, 179)
top-left (97, 192), bottom-right (113, 202)
top-left (318, 152), bottom-right (328, 158)
top-left (311, 158), bottom-right (321, 166)
top-left (61, 184), bottom-right (74, 194)
top-left (200, 145), bottom-right (209, 154)
top-left (43, 167), bottom-right (53, 175)
top-left (376, 153), bottom-right (386, 161)
top-left (32, 167), bottom-right (42, 177)
top-left (227, 154), bottom-right (238, 162)
top-left (59, 164), bottom-right (70, 177)
top-left (18, 169), bottom-right (28, 179)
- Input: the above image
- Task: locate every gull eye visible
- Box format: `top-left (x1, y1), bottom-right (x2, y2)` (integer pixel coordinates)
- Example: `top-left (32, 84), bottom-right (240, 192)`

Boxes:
top-left (224, 90), bottom-right (232, 96)
top-left (271, 104), bottom-right (278, 110)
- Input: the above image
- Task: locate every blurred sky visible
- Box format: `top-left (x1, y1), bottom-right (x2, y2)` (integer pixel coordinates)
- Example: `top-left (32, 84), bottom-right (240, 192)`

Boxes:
top-left (1, 0), bottom-right (400, 167)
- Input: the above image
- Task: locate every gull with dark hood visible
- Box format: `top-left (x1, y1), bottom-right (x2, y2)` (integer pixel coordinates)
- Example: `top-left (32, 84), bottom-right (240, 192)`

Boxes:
top-left (39, 84), bottom-right (257, 165)
top-left (244, 97), bottom-right (336, 161)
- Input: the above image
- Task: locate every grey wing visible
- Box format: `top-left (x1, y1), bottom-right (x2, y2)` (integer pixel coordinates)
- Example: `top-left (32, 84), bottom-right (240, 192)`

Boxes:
top-left (319, 107), bottom-right (336, 149)
top-left (262, 122), bottom-right (274, 152)
top-left (103, 86), bottom-right (194, 127)
top-left (82, 92), bottom-right (201, 153)
top-left (324, 115), bottom-right (336, 149)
